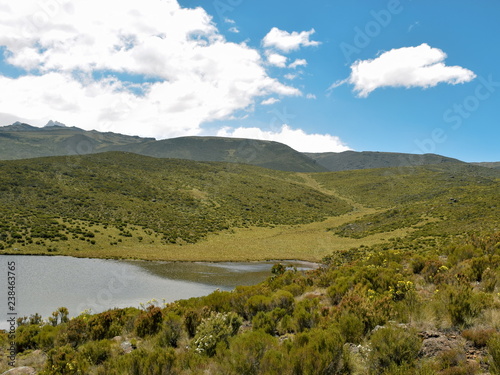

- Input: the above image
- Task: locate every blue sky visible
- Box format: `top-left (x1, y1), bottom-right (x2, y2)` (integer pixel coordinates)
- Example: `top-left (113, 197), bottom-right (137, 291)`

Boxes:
top-left (0, 0), bottom-right (498, 161)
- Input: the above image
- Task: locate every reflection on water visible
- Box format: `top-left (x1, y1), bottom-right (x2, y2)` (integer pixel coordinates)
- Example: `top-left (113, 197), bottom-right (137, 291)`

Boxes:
top-left (0, 255), bottom-right (317, 330)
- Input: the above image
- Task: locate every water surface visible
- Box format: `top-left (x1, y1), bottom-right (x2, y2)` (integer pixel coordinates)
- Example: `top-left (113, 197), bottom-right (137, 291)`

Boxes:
top-left (0, 255), bottom-right (316, 330)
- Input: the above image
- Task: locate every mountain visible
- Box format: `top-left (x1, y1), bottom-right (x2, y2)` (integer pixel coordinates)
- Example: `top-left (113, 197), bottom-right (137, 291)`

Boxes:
top-left (304, 150), bottom-right (465, 172)
top-left (0, 123), bottom-right (326, 172)
top-left (0, 122), bottom-right (152, 160)
top-left (472, 162), bottom-right (500, 170)
top-left (102, 136), bottom-right (327, 172)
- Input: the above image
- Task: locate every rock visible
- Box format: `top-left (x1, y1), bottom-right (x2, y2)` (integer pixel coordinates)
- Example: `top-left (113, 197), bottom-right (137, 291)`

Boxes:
top-left (1, 367), bottom-right (37, 375)
top-left (120, 341), bottom-right (134, 354)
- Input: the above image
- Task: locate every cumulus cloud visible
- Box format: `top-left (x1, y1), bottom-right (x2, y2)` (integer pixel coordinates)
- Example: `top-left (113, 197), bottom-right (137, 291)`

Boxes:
top-left (261, 97), bottom-right (280, 105)
top-left (262, 28), bottom-right (320, 53)
top-left (289, 59), bottom-right (307, 69)
top-left (266, 52), bottom-right (288, 68)
top-left (0, 0), bottom-right (301, 138)
top-left (331, 43), bottom-right (476, 97)
top-left (217, 125), bottom-right (351, 152)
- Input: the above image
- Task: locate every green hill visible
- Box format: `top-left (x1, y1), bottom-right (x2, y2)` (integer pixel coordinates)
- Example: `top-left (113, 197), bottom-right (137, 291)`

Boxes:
top-left (0, 152), bottom-right (349, 256)
top-left (0, 152), bottom-right (498, 261)
top-left (0, 123), bottom-right (326, 172)
top-left (0, 122), bottom-right (152, 160)
top-left (304, 150), bottom-right (465, 171)
top-left (472, 161), bottom-right (500, 170)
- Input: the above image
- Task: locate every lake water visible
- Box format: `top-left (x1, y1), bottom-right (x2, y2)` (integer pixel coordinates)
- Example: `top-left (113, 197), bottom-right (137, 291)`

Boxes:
top-left (0, 255), bottom-right (317, 330)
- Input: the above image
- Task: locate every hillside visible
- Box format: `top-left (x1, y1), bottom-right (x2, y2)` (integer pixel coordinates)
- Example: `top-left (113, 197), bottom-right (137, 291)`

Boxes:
top-left (0, 152), bottom-right (498, 261)
top-left (1, 157), bottom-right (499, 373)
top-left (0, 152), bottom-right (349, 258)
top-left (0, 122), bottom-right (152, 160)
top-left (102, 136), bottom-right (327, 172)
top-left (0, 123), bottom-right (326, 172)
top-left (472, 161), bottom-right (500, 170)
top-left (305, 150), bottom-right (465, 171)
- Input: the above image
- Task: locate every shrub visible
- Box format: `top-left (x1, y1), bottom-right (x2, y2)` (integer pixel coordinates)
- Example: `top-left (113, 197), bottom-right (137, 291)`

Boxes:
top-left (192, 311), bottom-right (242, 357)
top-left (488, 333), bottom-right (500, 374)
top-left (219, 330), bottom-right (278, 375)
top-left (462, 328), bottom-right (496, 348)
top-left (158, 312), bottom-right (183, 348)
top-left (294, 299), bottom-right (320, 332)
top-left (134, 306), bottom-right (163, 337)
top-left (78, 339), bottom-right (112, 366)
top-left (15, 322), bottom-right (42, 353)
top-left (245, 295), bottom-right (272, 318)
top-left (289, 327), bottom-right (345, 375)
top-left (42, 345), bottom-right (82, 375)
top-left (338, 313), bottom-right (364, 344)
top-left (368, 324), bottom-right (422, 374)
top-left (271, 290), bottom-right (295, 314)
top-left (184, 309), bottom-right (202, 338)
top-left (252, 311), bottom-right (276, 335)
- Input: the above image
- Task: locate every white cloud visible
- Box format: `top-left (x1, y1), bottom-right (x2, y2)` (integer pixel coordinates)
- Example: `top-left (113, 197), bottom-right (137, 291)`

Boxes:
top-left (289, 59), bottom-right (307, 69)
top-left (217, 125), bottom-right (351, 152)
top-left (228, 27), bottom-right (240, 33)
top-left (262, 28), bottom-right (320, 53)
top-left (261, 97), bottom-right (280, 105)
top-left (306, 93), bottom-right (317, 100)
top-left (266, 52), bottom-right (287, 68)
top-left (331, 43), bottom-right (476, 97)
top-left (0, 0), bottom-right (301, 138)
top-left (284, 73), bottom-right (298, 80)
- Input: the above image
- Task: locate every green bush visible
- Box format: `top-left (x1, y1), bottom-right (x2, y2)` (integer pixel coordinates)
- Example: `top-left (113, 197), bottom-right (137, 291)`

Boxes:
top-left (42, 345), bottom-right (83, 375)
top-left (294, 299), bottom-right (320, 332)
top-left (462, 328), bottom-right (496, 348)
top-left (78, 339), bottom-right (112, 366)
top-left (158, 312), bottom-right (183, 348)
top-left (252, 311), bottom-right (277, 335)
top-left (488, 333), bottom-right (500, 374)
top-left (184, 309), bottom-right (202, 338)
top-left (134, 306), bottom-right (163, 337)
top-left (289, 327), bottom-right (345, 375)
top-left (368, 325), bottom-right (421, 374)
top-left (192, 311), bottom-right (242, 357)
top-left (338, 313), bottom-right (364, 344)
top-left (218, 330), bottom-right (278, 375)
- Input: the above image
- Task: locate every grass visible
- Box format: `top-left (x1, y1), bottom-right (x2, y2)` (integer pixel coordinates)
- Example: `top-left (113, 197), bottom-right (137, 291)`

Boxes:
top-left (0, 153), bottom-right (498, 262)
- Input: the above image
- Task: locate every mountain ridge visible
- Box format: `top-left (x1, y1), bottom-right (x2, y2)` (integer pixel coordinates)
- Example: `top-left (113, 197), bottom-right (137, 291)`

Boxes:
top-left (1, 122), bottom-right (497, 172)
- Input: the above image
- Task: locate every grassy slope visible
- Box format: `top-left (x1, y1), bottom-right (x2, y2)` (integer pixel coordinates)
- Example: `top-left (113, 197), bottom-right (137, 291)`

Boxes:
top-left (0, 152), bottom-right (350, 260)
top-left (305, 150), bottom-right (465, 172)
top-left (1, 154), bottom-right (498, 261)
top-left (103, 136), bottom-right (328, 173)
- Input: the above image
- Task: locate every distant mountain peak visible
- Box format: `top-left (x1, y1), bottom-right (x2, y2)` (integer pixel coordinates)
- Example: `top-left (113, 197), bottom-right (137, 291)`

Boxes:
top-left (45, 120), bottom-right (67, 128)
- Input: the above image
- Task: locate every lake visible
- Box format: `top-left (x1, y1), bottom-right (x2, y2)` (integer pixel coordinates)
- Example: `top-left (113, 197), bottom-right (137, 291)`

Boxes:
top-left (0, 255), bottom-right (317, 330)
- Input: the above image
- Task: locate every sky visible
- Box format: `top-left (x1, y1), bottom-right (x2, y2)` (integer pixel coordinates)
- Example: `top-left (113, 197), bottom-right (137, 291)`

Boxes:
top-left (0, 0), bottom-right (499, 162)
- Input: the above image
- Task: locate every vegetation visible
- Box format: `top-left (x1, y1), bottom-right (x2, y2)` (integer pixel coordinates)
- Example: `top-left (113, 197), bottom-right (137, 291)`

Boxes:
top-left (0, 150), bottom-right (499, 373)
top-left (0, 152), bottom-right (351, 259)
top-left (305, 150), bottom-right (464, 172)
top-left (1, 232), bottom-right (499, 374)
top-left (0, 124), bottom-right (326, 172)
